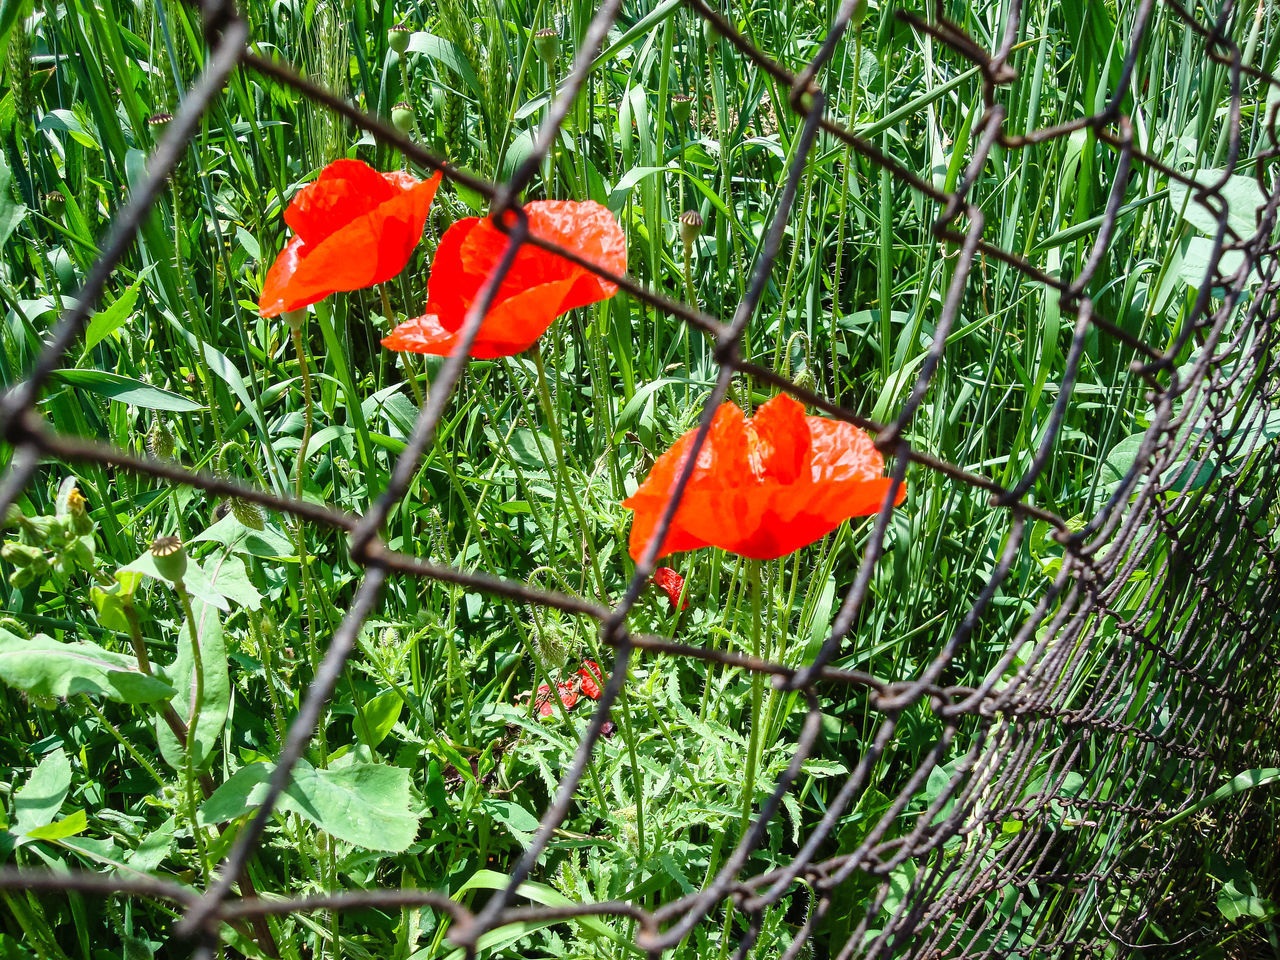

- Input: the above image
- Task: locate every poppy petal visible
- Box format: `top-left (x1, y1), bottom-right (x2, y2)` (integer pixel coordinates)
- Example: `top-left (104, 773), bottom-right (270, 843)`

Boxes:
top-left (578, 660), bottom-right (605, 699)
top-left (747, 394), bottom-right (809, 483)
top-left (431, 200), bottom-right (626, 334)
top-left (284, 159), bottom-right (398, 246)
top-left (261, 167), bottom-right (440, 318)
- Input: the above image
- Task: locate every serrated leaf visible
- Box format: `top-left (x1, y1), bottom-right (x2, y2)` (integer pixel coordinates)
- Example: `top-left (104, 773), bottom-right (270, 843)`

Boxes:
top-left (0, 629), bottom-right (175, 703)
top-left (201, 759), bottom-right (419, 852)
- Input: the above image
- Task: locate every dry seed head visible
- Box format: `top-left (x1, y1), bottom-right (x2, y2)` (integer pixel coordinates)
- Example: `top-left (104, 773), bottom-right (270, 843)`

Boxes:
top-left (679, 209), bottom-right (704, 246)
top-left (149, 534), bottom-right (187, 583)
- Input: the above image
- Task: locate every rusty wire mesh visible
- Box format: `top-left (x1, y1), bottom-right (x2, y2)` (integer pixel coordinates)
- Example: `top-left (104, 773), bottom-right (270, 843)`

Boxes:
top-left (3, 0), bottom-right (1280, 956)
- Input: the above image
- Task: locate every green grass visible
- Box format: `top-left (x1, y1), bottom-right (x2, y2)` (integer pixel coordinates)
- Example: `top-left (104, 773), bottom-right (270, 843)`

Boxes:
top-left (0, 0), bottom-right (1279, 958)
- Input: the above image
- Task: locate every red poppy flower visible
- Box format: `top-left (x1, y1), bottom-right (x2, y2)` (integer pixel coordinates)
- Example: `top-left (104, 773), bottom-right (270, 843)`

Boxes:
top-left (259, 159), bottom-right (442, 318)
top-left (652, 567), bottom-right (689, 610)
top-left (381, 200), bottom-right (626, 358)
top-left (533, 681), bottom-right (579, 718)
top-left (623, 394), bottom-right (905, 562)
top-left (578, 660), bottom-right (605, 700)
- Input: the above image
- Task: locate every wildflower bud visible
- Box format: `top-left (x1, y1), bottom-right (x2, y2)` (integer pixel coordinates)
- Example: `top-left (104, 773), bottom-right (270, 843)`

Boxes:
top-left (679, 209), bottom-right (704, 247)
top-left (149, 535), bottom-right (187, 583)
top-left (534, 27), bottom-right (559, 63)
top-left (43, 191), bottom-right (65, 219)
top-left (671, 93), bottom-right (694, 128)
top-left (391, 101), bottom-right (415, 134)
top-left (230, 498), bottom-right (265, 530)
top-left (388, 23), bottom-right (412, 54)
top-left (2, 541), bottom-right (46, 569)
top-left (793, 367), bottom-right (817, 394)
top-left (282, 308), bottom-right (307, 331)
top-left (3, 505), bottom-right (23, 529)
top-left (147, 415), bottom-right (176, 461)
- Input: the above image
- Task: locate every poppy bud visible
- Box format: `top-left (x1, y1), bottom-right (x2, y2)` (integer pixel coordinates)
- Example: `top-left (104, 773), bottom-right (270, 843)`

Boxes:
top-left (230, 498), bottom-right (265, 530)
top-left (149, 534), bottom-right (187, 583)
top-left (534, 26), bottom-right (559, 62)
top-left (391, 101), bottom-right (415, 134)
top-left (679, 209), bottom-right (704, 247)
top-left (282, 308), bottom-right (308, 331)
top-left (388, 23), bottom-right (412, 54)
top-left (147, 415), bottom-right (176, 461)
top-left (671, 93), bottom-right (694, 128)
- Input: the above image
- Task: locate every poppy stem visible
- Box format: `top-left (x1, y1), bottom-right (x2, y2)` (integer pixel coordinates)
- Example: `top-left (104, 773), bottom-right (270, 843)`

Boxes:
top-left (382, 284), bottom-right (425, 407)
top-left (290, 324), bottom-right (314, 503)
top-left (531, 343), bottom-right (606, 603)
top-left (738, 559), bottom-right (764, 841)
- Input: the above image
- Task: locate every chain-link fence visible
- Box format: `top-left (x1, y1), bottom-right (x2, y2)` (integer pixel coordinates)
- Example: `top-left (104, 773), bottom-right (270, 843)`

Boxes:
top-left (2, 0), bottom-right (1280, 956)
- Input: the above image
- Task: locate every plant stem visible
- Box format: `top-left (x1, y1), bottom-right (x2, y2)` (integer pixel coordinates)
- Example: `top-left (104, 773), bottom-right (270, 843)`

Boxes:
top-left (383, 284), bottom-right (425, 407)
top-left (291, 323), bottom-right (315, 503)
top-left (175, 579), bottom-right (211, 882)
top-left (737, 560), bottom-right (764, 839)
top-left (531, 343), bottom-right (606, 603)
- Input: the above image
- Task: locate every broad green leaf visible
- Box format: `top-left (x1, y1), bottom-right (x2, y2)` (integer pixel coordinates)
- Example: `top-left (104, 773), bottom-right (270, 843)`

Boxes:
top-left (190, 514), bottom-right (296, 559)
top-left (1168, 169), bottom-right (1266, 239)
top-left (201, 759), bottom-right (419, 852)
top-left (90, 570), bottom-right (145, 634)
top-left (23, 808), bottom-right (88, 842)
top-left (12, 749), bottom-right (71, 837)
top-left (355, 689), bottom-right (402, 749)
top-left (47, 369), bottom-right (203, 413)
top-left (0, 149), bottom-right (26, 245)
top-left (0, 629), bottom-right (175, 703)
top-left (407, 33), bottom-right (481, 95)
top-left (82, 281), bottom-right (141, 354)
top-left (155, 597), bottom-right (229, 770)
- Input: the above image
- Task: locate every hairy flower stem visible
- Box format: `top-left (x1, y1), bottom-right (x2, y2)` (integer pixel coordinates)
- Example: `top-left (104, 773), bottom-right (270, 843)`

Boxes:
top-left (737, 560), bottom-right (764, 840)
top-left (174, 579), bottom-right (211, 882)
top-left (531, 344), bottom-right (605, 603)
top-left (291, 325), bottom-right (315, 503)
top-left (382, 284), bottom-right (425, 407)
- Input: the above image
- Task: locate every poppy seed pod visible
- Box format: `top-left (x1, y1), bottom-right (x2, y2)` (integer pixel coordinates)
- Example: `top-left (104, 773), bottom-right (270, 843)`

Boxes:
top-left (147, 112), bottom-right (173, 134)
top-left (534, 26), bottom-right (559, 62)
top-left (283, 308), bottom-right (307, 331)
top-left (671, 93), bottom-right (694, 128)
top-left (850, 0), bottom-right (869, 28)
top-left (388, 23), bottom-right (412, 54)
top-left (679, 209), bottom-right (704, 247)
top-left (43, 191), bottom-right (65, 218)
top-left (391, 101), bottom-right (415, 134)
top-left (150, 534), bottom-right (187, 583)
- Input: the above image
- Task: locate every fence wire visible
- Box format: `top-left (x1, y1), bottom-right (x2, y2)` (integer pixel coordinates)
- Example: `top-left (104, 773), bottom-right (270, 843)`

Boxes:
top-left (2, 0), bottom-right (1280, 957)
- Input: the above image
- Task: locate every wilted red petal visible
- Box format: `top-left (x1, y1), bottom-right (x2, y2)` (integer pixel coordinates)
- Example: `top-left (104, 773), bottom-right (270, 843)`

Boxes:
top-left (259, 161), bottom-right (441, 318)
top-left (388, 200), bottom-right (625, 358)
top-left (651, 567), bottom-right (689, 610)
top-left (557, 681), bottom-right (579, 710)
top-left (624, 395), bottom-right (905, 561)
top-left (578, 660), bottom-right (605, 699)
